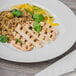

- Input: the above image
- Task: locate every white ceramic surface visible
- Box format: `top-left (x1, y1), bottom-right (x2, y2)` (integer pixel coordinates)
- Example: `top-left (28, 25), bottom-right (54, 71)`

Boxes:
top-left (0, 0), bottom-right (76, 63)
top-left (35, 50), bottom-right (76, 76)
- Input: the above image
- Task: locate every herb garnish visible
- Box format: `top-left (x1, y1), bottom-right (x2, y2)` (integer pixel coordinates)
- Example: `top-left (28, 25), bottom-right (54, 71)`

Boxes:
top-left (33, 22), bottom-right (41, 33)
top-left (0, 35), bottom-right (8, 43)
top-left (12, 9), bottom-right (22, 17)
top-left (16, 39), bottom-right (22, 44)
top-left (33, 13), bottom-right (44, 22)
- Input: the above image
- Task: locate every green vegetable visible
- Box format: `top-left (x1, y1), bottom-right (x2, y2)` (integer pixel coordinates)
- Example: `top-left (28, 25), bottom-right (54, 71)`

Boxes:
top-left (33, 14), bottom-right (40, 22)
top-left (32, 5), bottom-right (43, 12)
top-left (16, 39), bottom-right (22, 44)
top-left (33, 13), bottom-right (44, 22)
top-left (12, 9), bottom-right (17, 14)
top-left (12, 9), bottom-right (22, 17)
top-left (39, 14), bottom-right (45, 21)
top-left (33, 22), bottom-right (41, 33)
top-left (24, 8), bottom-right (34, 16)
top-left (0, 35), bottom-right (8, 43)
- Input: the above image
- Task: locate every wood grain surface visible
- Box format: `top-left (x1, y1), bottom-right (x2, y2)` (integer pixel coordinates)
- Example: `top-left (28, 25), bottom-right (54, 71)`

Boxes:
top-left (0, 0), bottom-right (76, 76)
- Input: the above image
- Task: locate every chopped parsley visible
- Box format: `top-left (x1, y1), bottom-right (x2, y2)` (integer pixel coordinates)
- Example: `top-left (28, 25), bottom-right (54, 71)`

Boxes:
top-left (16, 39), bottom-right (22, 44)
top-left (0, 35), bottom-right (8, 43)
top-left (33, 22), bottom-right (41, 33)
top-left (33, 13), bottom-right (44, 22)
top-left (12, 9), bottom-right (22, 17)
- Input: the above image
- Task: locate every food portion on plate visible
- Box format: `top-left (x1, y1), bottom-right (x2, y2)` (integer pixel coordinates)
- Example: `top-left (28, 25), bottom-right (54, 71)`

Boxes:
top-left (0, 4), bottom-right (59, 51)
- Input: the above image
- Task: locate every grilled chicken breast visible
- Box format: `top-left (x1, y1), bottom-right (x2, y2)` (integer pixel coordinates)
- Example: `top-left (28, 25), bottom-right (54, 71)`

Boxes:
top-left (11, 21), bottom-right (58, 51)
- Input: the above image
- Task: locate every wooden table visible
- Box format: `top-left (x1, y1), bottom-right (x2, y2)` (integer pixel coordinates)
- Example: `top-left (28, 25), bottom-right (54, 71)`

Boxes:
top-left (0, 0), bottom-right (76, 76)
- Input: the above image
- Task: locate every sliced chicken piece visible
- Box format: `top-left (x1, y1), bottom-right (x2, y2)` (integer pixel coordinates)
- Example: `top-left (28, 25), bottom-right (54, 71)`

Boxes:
top-left (26, 21), bottom-right (58, 41)
top-left (11, 31), bottom-right (34, 51)
top-left (25, 21), bottom-right (49, 43)
top-left (12, 40), bottom-right (34, 51)
top-left (40, 22), bottom-right (58, 41)
top-left (43, 23), bottom-right (58, 35)
top-left (15, 24), bottom-right (42, 48)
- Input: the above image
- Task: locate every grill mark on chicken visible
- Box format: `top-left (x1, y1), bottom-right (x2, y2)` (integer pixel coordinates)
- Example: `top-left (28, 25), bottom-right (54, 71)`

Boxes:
top-left (11, 31), bottom-right (34, 51)
top-left (26, 21), bottom-right (58, 42)
top-left (25, 25), bottom-right (48, 43)
top-left (40, 22), bottom-right (58, 41)
top-left (15, 24), bottom-right (42, 48)
top-left (12, 40), bottom-right (34, 51)
top-left (25, 21), bottom-right (49, 43)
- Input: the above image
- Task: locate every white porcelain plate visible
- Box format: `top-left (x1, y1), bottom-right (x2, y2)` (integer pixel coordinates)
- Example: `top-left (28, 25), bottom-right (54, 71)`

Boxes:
top-left (0, 0), bottom-right (76, 63)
